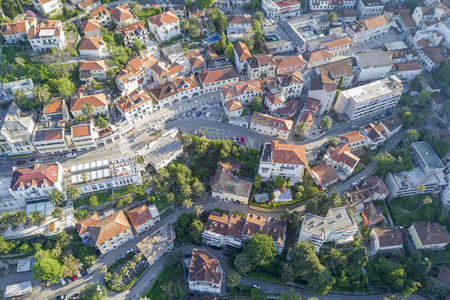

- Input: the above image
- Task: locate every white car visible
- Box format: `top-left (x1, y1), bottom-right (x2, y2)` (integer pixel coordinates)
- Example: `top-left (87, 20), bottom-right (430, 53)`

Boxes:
top-left (233, 136), bottom-right (237, 143)
top-left (59, 278), bottom-right (67, 286)
top-left (125, 248), bottom-right (134, 255)
top-left (76, 270), bottom-right (82, 278)
top-left (252, 284), bottom-right (260, 289)
top-left (66, 152), bottom-right (76, 157)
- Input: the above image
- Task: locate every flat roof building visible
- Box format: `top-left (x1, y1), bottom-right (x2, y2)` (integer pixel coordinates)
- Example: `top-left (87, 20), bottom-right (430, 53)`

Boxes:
top-left (411, 141), bottom-right (445, 174)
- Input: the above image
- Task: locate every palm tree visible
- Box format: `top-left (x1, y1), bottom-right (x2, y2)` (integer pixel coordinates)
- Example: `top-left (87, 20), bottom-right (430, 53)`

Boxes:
top-left (192, 181), bottom-right (204, 196)
top-left (52, 207), bottom-right (64, 220)
top-left (183, 198), bottom-right (193, 209)
top-left (28, 211), bottom-right (46, 226)
top-left (180, 184), bottom-right (192, 198)
top-left (234, 252), bottom-right (252, 274)
top-left (406, 129), bottom-right (420, 144)
top-left (33, 85), bottom-right (51, 107)
top-left (80, 171), bottom-right (89, 182)
top-left (99, 265), bottom-right (107, 274)
top-left (404, 185), bottom-right (425, 206)
top-left (120, 266), bottom-right (130, 280)
top-left (194, 204), bottom-right (204, 218)
top-left (113, 273), bottom-right (122, 289)
top-left (208, 22), bottom-right (216, 34)
top-left (423, 131), bottom-right (440, 144)
top-left (13, 90), bottom-right (28, 109)
top-left (48, 189), bottom-right (65, 207)
top-left (327, 11), bottom-right (337, 25)
top-left (133, 253), bottom-right (141, 265)
top-left (180, 133), bottom-right (193, 148)
top-left (0, 212), bottom-right (11, 229)
top-left (130, 1), bottom-right (142, 16)
top-left (226, 271), bottom-right (240, 288)
top-left (425, 276), bottom-right (448, 297)
top-left (104, 271), bottom-right (112, 283)
top-left (412, 196), bottom-right (433, 214)
top-left (66, 186), bottom-right (81, 200)
top-left (295, 121), bottom-right (309, 135)
top-left (181, 19), bottom-right (190, 33)
top-left (82, 102), bottom-right (94, 118)
top-left (14, 210), bottom-right (28, 226)
top-left (127, 261), bottom-right (136, 273)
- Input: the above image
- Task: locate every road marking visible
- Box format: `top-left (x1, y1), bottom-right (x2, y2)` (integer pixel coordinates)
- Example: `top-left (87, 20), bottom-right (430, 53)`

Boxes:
top-left (199, 127), bottom-right (224, 134)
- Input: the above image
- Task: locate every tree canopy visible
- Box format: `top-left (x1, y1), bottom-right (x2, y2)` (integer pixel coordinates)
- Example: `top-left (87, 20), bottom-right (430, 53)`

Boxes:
top-left (243, 233), bottom-right (276, 267)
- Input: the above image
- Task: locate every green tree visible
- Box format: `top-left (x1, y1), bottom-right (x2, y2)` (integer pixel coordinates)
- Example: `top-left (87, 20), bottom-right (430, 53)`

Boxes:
top-left (275, 176), bottom-right (285, 187)
top-left (328, 137), bottom-right (340, 147)
top-left (416, 90), bottom-right (431, 108)
top-left (180, 133), bottom-right (193, 148)
top-left (188, 24), bottom-right (201, 38)
top-left (244, 233), bottom-right (276, 267)
top-left (34, 85), bottom-right (51, 107)
top-left (194, 204), bottom-right (204, 218)
top-left (51, 207), bottom-right (64, 220)
top-left (117, 194), bottom-right (133, 207)
top-left (254, 11), bottom-right (264, 22)
top-left (254, 175), bottom-right (262, 189)
top-left (251, 19), bottom-right (261, 31)
top-left (180, 184), bottom-right (192, 198)
top-left (374, 152), bottom-right (397, 178)
top-left (180, 19), bottom-right (189, 32)
top-left (309, 187), bottom-right (319, 197)
top-left (255, 29), bottom-right (263, 40)
top-left (295, 121), bottom-right (309, 135)
top-left (244, 37), bottom-right (254, 50)
top-left (347, 247), bottom-right (369, 269)
top-left (13, 90), bottom-right (28, 109)
top-left (166, 193), bottom-right (175, 204)
top-left (28, 211), bottom-right (45, 226)
top-left (82, 102), bottom-right (95, 118)
top-left (280, 262), bottom-right (296, 284)
top-left (404, 184), bottom-right (425, 206)
top-left (411, 196), bottom-right (433, 214)
top-left (209, 8), bottom-right (227, 33)
top-left (320, 116), bottom-right (332, 130)
top-left (132, 38), bottom-right (143, 52)
top-left (327, 11), bottom-right (337, 24)
top-left (224, 42), bottom-right (235, 61)
top-left (33, 256), bottom-right (64, 283)
top-left (48, 189), bottom-right (65, 207)
top-left (90, 196), bottom-right (99, 207)
top-left (189, 218), bottom-right (204, 244)
top-left (207, 22), bottom-right (216, 34)
top-left (62, 254), bottom-right (81, 277)
top-left (13, 210), bottom-right (27, 226)
top-left (406, 128), bottom-right (420, 144)
top-left (80, 282), bottom-right (107, 300)
top-left (130, 1), bottom-right (142, 15)
top-left (99, 265), bottom-right (107, 274)
top-left (410, 74), bottom-right (422, 91)
top-left (251, 95), bottom-right (262, 111)
top-left (0, 235), bottom-right (14, 254)
top-left (437, 58), bottom-right (450, 84)
top-left (234, 252), bottom-right (252, 274)
top-left (49, 77), bottom-right (75, 98)
top-left (66, 186), bottom-right (81, 200)
top-left (226, 271), bottom-right (240, 288)
top-left (166, 251), bottom-right (183, 269)
top-left (197, 0), bottom-right (214, 8)
top-left (402, 111), bottom-right (414, 128)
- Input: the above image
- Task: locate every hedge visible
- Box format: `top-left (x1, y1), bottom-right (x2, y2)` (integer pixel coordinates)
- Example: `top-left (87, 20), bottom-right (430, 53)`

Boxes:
top-left (107, 253), bottom-right (134, 273)
top-left (107, 268), bottom-right (146, 291)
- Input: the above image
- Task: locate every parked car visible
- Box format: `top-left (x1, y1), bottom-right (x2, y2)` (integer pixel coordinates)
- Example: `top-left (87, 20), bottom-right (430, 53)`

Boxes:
top-left (237, 137), bottom-right (241, 143)
top-left (56, 296), bottom-right (67, 300)
top-left (71, 293), bottom-right (81, 299)
top-left (72, 275), bottom-right (77, 281)
top-left (386, 111), bottom-right (392, 116)
top-left (86, 267), bottom-right (92, 275)
top-left (350, 125), bottom-right (359, 130)
top-left (233, 136), bottom-right (237, 143)
top-left (252, 284), bottom-right (261, 289)
top-left (66, 152), bottom-right (76, 157)
top-left (76, 270), bottom-right (82, 278)
top-left (59, 278), bottom-right (67, 286)
top-left (126, 248), bottom-right (134, 255)
top-left (196, 111), bottom-right (202, 117)
top-left (29, 159), bottom-right (38, 163)
top-left (65, 277), bottom-right (73, 284)
top-left (437, 123), bottom-right (446, 129)
top-left (241, 137), bottom-right (246, 145)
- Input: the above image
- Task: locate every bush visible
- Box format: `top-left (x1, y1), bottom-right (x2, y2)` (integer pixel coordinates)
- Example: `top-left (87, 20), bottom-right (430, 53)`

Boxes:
top-left (107, 268), bottom-right (146, 291)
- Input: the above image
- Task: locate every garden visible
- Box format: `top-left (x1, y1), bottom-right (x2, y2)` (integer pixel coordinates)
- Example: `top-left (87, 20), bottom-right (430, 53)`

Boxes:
top-left (101, 253), bottom-right (146, 292)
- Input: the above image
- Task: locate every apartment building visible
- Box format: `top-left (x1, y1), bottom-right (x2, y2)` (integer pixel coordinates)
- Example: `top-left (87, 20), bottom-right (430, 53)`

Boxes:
top-left (265, 93), bottom-right (286, 113)
top-left (116, 89), bottom-right (154, 124)
top-left (353, 50), bottom-right (392, 82)
top-left (188, 249), bottom-right (222, 294)
top-left (198, 67), bottom-right (239, 93)
top-left (227, 15), bottom-right (251, 42)
top-left (409, 221), bottom-right (450, 250)
top-left (70, 91), bottom-right (108, 118)
top-left (262, 0), bottom-right (301, 20)
top-left (1, 19), bottom-right (33, 43)
top-left (115, 56), bottom-right (158, 96)
top-left (147, 11), bottom-right (180, 42)
top-left (221, 80), bottom-right (260, 106)
top-left (334, 76), bottom-right (402, 120)
top-left (78, 0), bottom-right (101, 12)
top-left (339, 130), bottom-right (367, 149)
top-left (412, 6), bottom-right (434, 28)
top-left (202, 212), bottom-right (246, 248)
top-left (43, 100), bottom-right (69, 122)
top-left (117, 21), bottom-right (150, 48)
top-left (345, 14), bottom-right (392, 46)
top-left (28, 19), bottom-right (66, 51)
top-left (71, 122), bottom-right (99, 151)
top-left (80, 210), bottom-right (134, 254)
top-left (64, 156), bottom-right (142, 194)
top-left (9, 163), bottom-right (64, 205)
top-left (323, 143), bottom-right (360, 180)
top-left (79, 60), bottom-right (107, 84)
top-left (314, 57), bottom-right (356, 89)
top-left (258, 140), bottom-right (307, 183)
top-left (126, 204), bottom-right (160, 234)
top-left (249, 112), bottom-right (293, 140)
top-left (33, 0), bottom-right (63, 15)
top-left (233, 41), bottom-right (252, 75)
top-left (262, 71), bottom-right (305, 100)
top-left (0, 103), bottom-right (35, 156)
top-left (308, 74), bottom-right (337, 115)
top-left (310, 0), bottom-right (357, 11)
top-left (247, 54), bottom-right (277, 80)
top-left (418, 46), bottom-right (447, 71)
top-left (275, 55), bottom-right (306, 74)
top-left (370, 227), bottom-right (403, 253)
top-left (357, 0), bottom-right (384, 19)
top-left (211, 162), bottom-right (253, 204)
top-left (89, 5), bottom-right (112, 27)
top-left (109, 4), bottom-right (134, 28)
top-left (298, 206), bottom-right (358, 250)
top-left (0, 79), bottom-right (34, 102)
top-left (336, 9), bottom-right (358, 25)
top-left (385, 142), bottom-right (446, 198)
top-left (33, 123), bottom-right (69, 155)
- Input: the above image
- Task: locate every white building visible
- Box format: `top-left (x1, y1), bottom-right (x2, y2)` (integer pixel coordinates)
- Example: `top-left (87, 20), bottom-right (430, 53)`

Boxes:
top-left (198, 67), bottom-right (239, 93)
top-left (202, 212), bottom-right (246, 248)
top-left (353, 50), bottom-right (392, 83)
top-left (1, 19), bottom-right (33, 43)
top-left (33, 0), bottom-right (63, 15)
top-left (70, 91), bottom-right (108, 118)
top-left (143, 134), bottom-right (183, 170)
top-left (308, 74), bottom-right (337, 115)
top-left (310, 0), bottom-right (356, 11)
top-left (115, 56), bottom-right (158, 96)
top-left (370, 227), bottom-right (404, 253)
top-left (71, 122), bottom-right (99, 151)
top-left (0, 78), bottom-right (34, 102)
top-left (392, 61), bottom-right (423, 81)
top-left (117, 21), bottom-right (150, 48)
top-left (116, 89), bottom-right (154, 124)
top-left (412, 6), bottom-right (435, 28)
top-left (298, 206), bottom-right (358, 250)
top-left (78, 37), bottom-right (107, 57)
top-left (334, 76), bottom-right (402, 120)
top-left (357, 0), bottom-right (384, 19)
top-left (418, 46), bottom-right (447, 71)
top-left (28, 19), bottom-right (66, 51)
top-left (221, 80), bottom-right (260, 106)
top-left (188, 249), bottom-right (222, 294)
top-left (247, 54), bottom-right (277, 80)
top-left (249, 112), bottom-right (293, 140)
top-left (89, 5), bottom-right (112, 27)
top-left (345, 14), bottom-right (392, 46)
top-left (0, 103), bottom-right (35, 156)
top-left (258, 140), bottom-right (307, 183)
top-left (233, 41), bottom-right (252, 75)
top-left (9, 163), bottom-right (64, 205)
top-left (265, 93), bottom-right (286, 113)
top-left (126, 204), bottom-right (160, 234)
top-left (262, 0), bottom-right (301, 20)
top-left (211, 162), bottom-right (253, 205)
top-left (147, 11), bottom-right (180, 42)
top-left (33, 124), bottom-right (70, 155)
top-left (65, 157), bottom-right (142, 194)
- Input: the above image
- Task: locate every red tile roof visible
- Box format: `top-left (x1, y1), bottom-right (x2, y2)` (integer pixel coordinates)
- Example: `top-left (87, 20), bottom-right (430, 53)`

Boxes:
top-left (326, 143), bottom-right (360, 168)
top-left (72, 124), bottom-right (91, 138)
top-left (116, 89), bottom-right (152, 113)
top-left (44, 100), bottom-right (63, 114)
top-left (275, 55), bottom-right (306, 70)
top-left (300, 110), bottom-right (316, 127)
top-left (227, 14), bottom-right (251, 24)
top-left (127, 204), bottom-right (153, 229)
top-left (225, 99), bottom-right (242, 112)
top-left (11, 164), bottom-right (59, 191)
top-left (395, 61), bottom-right (422, 72)
top-left (80, 19), bottom-right (101, 33)
top-left (221, 80), bottom-right (260, 99)
top-left (1, 20), bottom-right (29, 35)
top-left (78, 37), bottom-right (105, 51)
top-left (109, 4), bottom-right (133, 23)
top-left (250, 112), bottom-right (293, 132)
top-left (303, 49), bottom-right (332, 64)
top-left (412, 221), bottom-right (450, 246)
top-left (271, 140), bottom-right (307, 165)
top-left (234, 41), bottom-right (252, 62)
top-left (189, 249), bottom-right (222, 284)
top-left (339, 130), bottom-right (365, 144)
top-left (198, 67), bottom-right (239, 85)
top-left (310, 163), bottom-right (339, 186)
top-left (147, 11), bottom-right (179, 27)
top-left (79, 60), bottom-right (105, 71)
top-left (372, 226), bottom-right (402, 248)
top-left (437, 266), bottom-right (450, 288)
top-left (70, 93), bottom-right (107, 112)
top-left (88, 210), bottom-right (131, 246)
top-left (304, 97), bottom-right (320, 112)
top-left (76, 213), bottom-right (100, 236)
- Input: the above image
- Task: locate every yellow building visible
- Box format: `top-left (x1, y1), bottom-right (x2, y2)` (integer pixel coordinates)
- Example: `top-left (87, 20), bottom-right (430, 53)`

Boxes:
top-left (408, 221), bottom-right (450, 250)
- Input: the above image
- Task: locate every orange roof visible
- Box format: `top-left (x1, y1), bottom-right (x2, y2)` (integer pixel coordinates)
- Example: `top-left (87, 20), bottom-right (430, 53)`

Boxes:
top-left (360, 14), bottom-right (391, 30)
top-left (198, 67), bottom-right (239, 84)
top-left (79, 60), bottom-right (105, 71)
top-left (303, 49), bottom-right (333, 63)
top-left (339, 130), bottom-right (366, 144)
top-left (228, 14), bottom-right (251, 24)
top-left (169, 63), bottom-right (184, 75)
top-left (80, 19), bottom-right (101, 33)
top-left (44, 100), bottom-right (63, 114)
top-left (275, 55), bottom-right (306, 70)
top-left (266, 94), bottom-right (285, 105)
top-left (221, 80), bottom-right (260, 99)
top-left (76, 213), bottom-right (100, 236)
top-left (11, 164), bottom-right (59, 191)
top-left (320, 37), bottom-right (352, 50)
top-left (127, 204), bottom-right (153, 228)
top-left (72, 124), bottom-right (91, 137)
top-left (90, 5), bottom-right (109, 18)
top-left (300, 110), bottom-right (316, 126)
top-left (116, 89), bottom-right (152, 113)
top-left (310, 163), bottom-right (339, 186)
top-left (189, 55), bottom-right (206, 69)
top-left (304, 97), bottom-right (320, 112)
top-left (173, 74), bottom-right (200, 92)
top-left (70, 93), bottom-right (107, 112)
top-left (78, 37), bottom-right (105, 51)
top-left (234, 41), bottom-right (252, 62)
top-left (225, 99), bottom-right (242, 112)
top-left (44, 129), bottom-right (62, 141)
top-left (326, 143), bottom-right (360, 169)
top-left (109, 4), bottom-right (133, 22)
top-left (395, 61), bottom-right (422, 72)
top-left (88, 210), bottom-right (131, 246)
top-left (250, 112), bottom-right (292, 132)
top-left (185, 49), bottom-right (201, 58)
top-left (271, 140), bottom-right (307, 165)
top-left (189, 249), bottom-right (222, 284)
top-left (1, 20), bottom-right (28, 35)
top-left (148, 11), bottom-right (179, 27)
top-left (78, 0), bottom-right (100, 8)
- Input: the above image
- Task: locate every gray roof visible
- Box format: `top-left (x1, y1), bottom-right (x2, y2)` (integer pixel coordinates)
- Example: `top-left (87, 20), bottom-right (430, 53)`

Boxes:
top-left (0, 103), bottom-right (34, 143)
top-left (306, 33), bottom-right (347, 51)
top-left (380, 116), bottom-right (403, 132)
top-left (273, 188), bottom-right (293, 203)
top-left (279, 22), bottom-right (306, 49)
top-left (161, 43), bottom-right (183, 59)
top-left (302, 206), bottom-right (356, 237)
top-left (287, 12), bottom-right (328, 25)
top-left (411, 141), bottom-right (445, 171)
top-left (353, 50), bottom-right (392, 68)
top-left (144, 136), bottom-right (183, 168)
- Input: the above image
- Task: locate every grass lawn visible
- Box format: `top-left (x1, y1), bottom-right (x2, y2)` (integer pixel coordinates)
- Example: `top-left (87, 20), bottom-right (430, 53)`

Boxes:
top-left (250, 47), bottom-right (262, 55)
top-left (388, 193), bottom-right (441, 228)
top-left (144, 264), bottom-right (186, 299)
top-left (73, 187), bottom-right (129, 209)
top-left (421, 248), bottom-right (450, 263)
top-left (136, 9), bottom-right (160, 22)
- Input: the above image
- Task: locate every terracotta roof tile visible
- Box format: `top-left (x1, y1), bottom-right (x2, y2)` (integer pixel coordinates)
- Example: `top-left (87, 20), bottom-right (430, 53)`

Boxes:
top-left (221, 80), bottom-right (260, 99)
top-left (88, 210), bottom-right (131, 246)
top-left (78, 37), bottom-right (105, 51)
top-left (70, 93), bottom-right (107, 112)
top-left (320, 37), bottom-right (352, 50)
top-left (79, 60), bottom-right (106, 71)
top-left (372, 226), bottom-right (402, 247)
top-left (310, 163), bottom-right (339, 186)
top-left (72, 124), bottom-right (91, 137)
top-left (189, 249), bottom-right (222, 284)
top-left (116, 89), bottom-right (152, 113)
top-left (360, 14), bottom-right (391, 30)
top-left (227, 14), bottom-right (251, 24)
top-left (148, 11), bottom-right (179, 27)
top-left (412, 221), bottom-right (450, 246)
top-left (300, 110), bottom-right (316, 126)
top-left (149, 81), bottom-right (178, 101)
top-left (437, 266), bottom-right (450, 288)
top-left (89, 5), bottom-right (109, 18)
top-left (303, 49), bottom-right (333, 64)
top-left (421, 47), bottom-right (447, 64)
top-left (304, 97), bottom-right (320, 112)
top-left (11, 164), bottom-right (59, 191)
top-left (234, 41), bottom-right (252, 62)
top-left (225, 99), bottom-right (242, 112)
top-left (198, 67), bottom-right (239, 85)
top-left (76, 213), bottom-right (100, 236)
top-left (80, 19), bottom-right (101, 33)
top-left (127, 204), bottom-right (153, 228)
top-left (109, 4), bottom-right (133, 22)
top-left (44, 100), bottom-right (63, 114)
top-left (271, 140), bottom-right (307, 165)
top-left (395, 61), bottom-right (422, 71)
top-left (1, 20), bottom-right (28, 35)
top-left (275, 55), bottom-right (306, 70)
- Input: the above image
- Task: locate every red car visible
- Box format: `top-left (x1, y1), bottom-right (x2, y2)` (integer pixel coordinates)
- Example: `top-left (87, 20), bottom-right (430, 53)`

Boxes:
top-left (237, 137), bottom-right (241, 143)
top-left (241, 137), bottom-right (246, 144)
top-left (150, 3), bottom-right (157, 6)
top-left (72, 276), bottom-right (78, 281)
